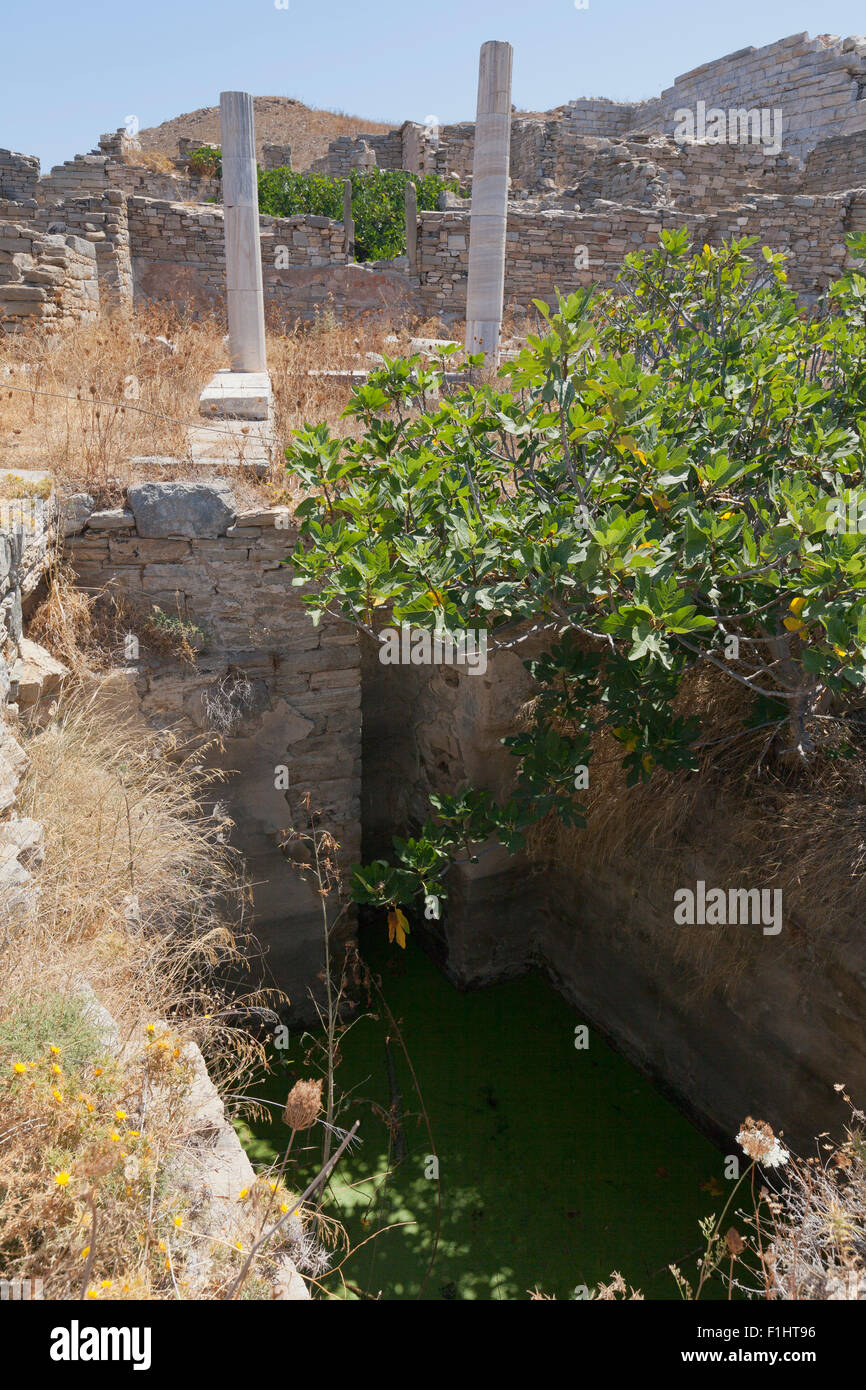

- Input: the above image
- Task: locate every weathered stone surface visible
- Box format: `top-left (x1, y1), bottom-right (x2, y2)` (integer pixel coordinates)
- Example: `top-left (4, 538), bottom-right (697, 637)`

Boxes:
top-left (61, 506), bottom-right (361, 1022)
top-left (10, 637), bottom-right (69, 707)
top-left (127, 482), bottom-right (236, 539)
top-left (0, 722), bottom-right (27, 814)
top-left (86, 509), bottom-right (134, 531)
top-left (60, 492), bottom-right (94, 537)
top-left (0, 815), bottom-right (44, 869)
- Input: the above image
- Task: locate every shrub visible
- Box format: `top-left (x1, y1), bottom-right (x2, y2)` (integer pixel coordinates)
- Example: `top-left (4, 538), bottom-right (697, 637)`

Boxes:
top-left (258, 166), bottom-right (462, 261)
top-left (188, 145), bottom-right (221, 178)
top-left (283, 231), bottom-right (866, 911)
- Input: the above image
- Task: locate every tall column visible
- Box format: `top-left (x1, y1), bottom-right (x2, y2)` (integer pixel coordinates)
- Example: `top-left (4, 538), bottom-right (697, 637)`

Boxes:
top-left (464, 41), bottom-right (513, 364)
top-left (404, 179), bottom-right (418, 273)
top-left (220, 91), bottom-right (267, 373)
top-left (343, 178), bottom-right (355, 260)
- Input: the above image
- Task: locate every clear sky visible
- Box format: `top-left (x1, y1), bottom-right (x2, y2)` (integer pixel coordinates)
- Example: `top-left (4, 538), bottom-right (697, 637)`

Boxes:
top-left (3, 0), bottom-right (866, 173)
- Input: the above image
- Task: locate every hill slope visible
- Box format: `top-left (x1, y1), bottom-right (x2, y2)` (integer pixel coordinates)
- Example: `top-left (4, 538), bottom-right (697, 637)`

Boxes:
top-left (137, 96), bottom-right (396, 170)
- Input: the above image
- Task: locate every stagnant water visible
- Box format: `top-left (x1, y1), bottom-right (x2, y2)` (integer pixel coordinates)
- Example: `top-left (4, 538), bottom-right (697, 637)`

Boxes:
top-left (235, 926), bottom-right (726, 1300)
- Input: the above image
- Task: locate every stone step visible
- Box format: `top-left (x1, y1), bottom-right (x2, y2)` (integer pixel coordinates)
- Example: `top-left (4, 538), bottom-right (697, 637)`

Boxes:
top-left (199, 370), bottom-right (272, 421)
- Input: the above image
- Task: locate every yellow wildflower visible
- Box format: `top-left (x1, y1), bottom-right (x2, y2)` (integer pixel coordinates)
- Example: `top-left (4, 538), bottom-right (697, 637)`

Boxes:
top-left (54, 1171), bottom-right (71, 1188)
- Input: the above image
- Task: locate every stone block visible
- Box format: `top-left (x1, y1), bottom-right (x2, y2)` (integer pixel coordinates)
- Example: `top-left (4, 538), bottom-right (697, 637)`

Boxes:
top-left (127, 482), bottom-right (237, 539)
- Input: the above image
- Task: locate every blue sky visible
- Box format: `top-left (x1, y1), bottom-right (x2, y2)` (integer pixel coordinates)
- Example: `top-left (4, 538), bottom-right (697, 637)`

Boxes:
top-left (4, 0), bottom-right (866, 172)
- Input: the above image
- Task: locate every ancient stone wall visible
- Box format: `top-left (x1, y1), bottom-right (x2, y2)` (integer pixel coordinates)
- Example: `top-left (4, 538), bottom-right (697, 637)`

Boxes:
top-left (0, 222), bottom-right (99, 331)
top-left (32, 191), bottom-right (133, 305)
top-left (128, 197), bottom-right (348, 313)
top-left (561, 33), bottom-right (866, 161)
top-left (37, 146), bottom-right (218, 207)
top-left (360, 637), bottom-right (866, 1153)
top-left (416, 191), bottom-right (862, 322)
top-left (62, 484), bottom-right (361, 1014)
top-left (127, 196), bottom-right (418, 324)
top-left (261, 142), bottom-right (293, 171)
top-left (647, 31), bottom-right (866, 160)
top-left (0, 150), bottom-right (40, 203)
top-left (309, 129), bottom-right (403, 175)
top-left (801, 127), bottom-right (866, 191)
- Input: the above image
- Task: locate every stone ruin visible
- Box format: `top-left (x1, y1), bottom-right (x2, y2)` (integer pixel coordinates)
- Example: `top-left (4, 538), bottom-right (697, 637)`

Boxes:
top-left (4, 31), bottom-right (866, 1145)
top-left (3, 30), bottom-right (866, 340)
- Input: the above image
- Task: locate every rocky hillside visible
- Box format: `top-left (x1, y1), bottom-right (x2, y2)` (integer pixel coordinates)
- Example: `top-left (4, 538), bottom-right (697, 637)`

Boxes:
top-left (137, 96), bottom-right (395, 170)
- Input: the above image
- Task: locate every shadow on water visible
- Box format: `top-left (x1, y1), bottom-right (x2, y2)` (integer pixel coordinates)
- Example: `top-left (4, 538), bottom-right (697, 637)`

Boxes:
top-left (235, 924), bottom-right (728, 1300)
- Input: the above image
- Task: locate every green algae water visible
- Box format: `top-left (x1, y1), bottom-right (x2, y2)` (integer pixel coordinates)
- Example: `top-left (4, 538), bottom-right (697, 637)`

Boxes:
top-left (236, 927), bottom-right (726, 1300)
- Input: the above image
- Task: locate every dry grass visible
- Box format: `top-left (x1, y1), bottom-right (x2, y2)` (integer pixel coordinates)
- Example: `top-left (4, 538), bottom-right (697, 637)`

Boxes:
top-left (0, 302), bottom-right (445, 507)
top-left (0, 687), bottom-right (286, 1297)
top-left (526, 662), bottom-right (866, 994)
top-left (764, 1093), bottom-right (866, 1299)
top-left (0, 303), bottom-right (222, 501)
top-left (669, 1099), bottom-right (866, 1300)
top-left (131, 151), bottom-right (177, 175)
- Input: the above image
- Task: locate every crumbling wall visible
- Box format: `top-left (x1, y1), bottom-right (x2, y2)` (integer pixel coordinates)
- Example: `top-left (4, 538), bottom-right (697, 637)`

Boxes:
top-left (62, 484), bottom-right (361, 1015)
top-left (801, 127), bottom-right (866, 191)
top-left (648, 31), bottom-right (866, 160)
top-left (360, 640), bottom-right (866, 1153)
top-left (417, 192), bottom-right (861, 322)
top-left (127, 196), bottom-right (418, 325)
top-left (0, 473), bottom-right (62, 913)
top-left (0, 150), bottom-right (40, 203)
top-left (562, 33), bottom-right (866, 161)
top-left (0, 222), bottom-right (99, 331)
top-left (32, 191), bottom-right (133, 305)
top-left (309, 129), bottom-right (403, 175)
top-left (261, 142), bottom-right (293, 171)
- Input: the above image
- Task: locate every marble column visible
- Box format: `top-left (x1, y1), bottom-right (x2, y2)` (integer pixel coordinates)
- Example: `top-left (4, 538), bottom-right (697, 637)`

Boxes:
top-left (220, 90), bottom-right (267, 372)
top-left (404, 179), bottom-right (418, 273)
top-left (464, 41), bottom-right (513, 364)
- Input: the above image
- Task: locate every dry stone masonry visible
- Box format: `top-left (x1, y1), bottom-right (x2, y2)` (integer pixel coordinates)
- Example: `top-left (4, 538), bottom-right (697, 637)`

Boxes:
top-left (62, 483), bottom-right (361, 1017)
top-left (0, 222), bottom-right (99, 331)
top-left (5, 31), bottom-right (866, 334)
